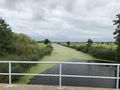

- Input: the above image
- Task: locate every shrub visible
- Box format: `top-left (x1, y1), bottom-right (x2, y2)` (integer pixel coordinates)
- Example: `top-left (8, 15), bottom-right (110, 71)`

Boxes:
top-left (69, 45), bottom-right (115, 61)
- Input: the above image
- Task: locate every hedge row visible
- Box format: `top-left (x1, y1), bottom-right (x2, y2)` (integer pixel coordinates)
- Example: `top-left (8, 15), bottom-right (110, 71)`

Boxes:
top-left (62, 44), bottom-right (115, 61)
top-left (0, 45), bottom-right (53, 83)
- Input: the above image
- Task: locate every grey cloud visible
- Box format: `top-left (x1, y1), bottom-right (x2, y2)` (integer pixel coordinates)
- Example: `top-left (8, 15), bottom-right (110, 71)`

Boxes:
top-left (1, 0), bottom-right (24, 11)
top-left (0, 0), bottom-right (119, 41)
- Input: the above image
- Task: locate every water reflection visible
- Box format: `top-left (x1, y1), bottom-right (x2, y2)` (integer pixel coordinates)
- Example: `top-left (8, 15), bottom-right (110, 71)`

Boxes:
top-left (29, 59), bottom-right (117, 88)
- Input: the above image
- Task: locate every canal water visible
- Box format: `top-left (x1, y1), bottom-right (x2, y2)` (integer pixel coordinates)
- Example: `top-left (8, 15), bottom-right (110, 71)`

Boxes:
top-left (28, 59), bottom-right (117, 88)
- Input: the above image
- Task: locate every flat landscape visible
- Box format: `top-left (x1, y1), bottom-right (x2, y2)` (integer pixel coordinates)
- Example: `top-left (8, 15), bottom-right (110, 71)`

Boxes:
top-left (0, 0), bottom-right (120, 89)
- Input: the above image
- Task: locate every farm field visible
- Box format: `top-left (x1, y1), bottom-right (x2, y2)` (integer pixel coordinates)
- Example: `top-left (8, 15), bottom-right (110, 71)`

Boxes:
top-left (59, 42), bottom-right (117, 49)
top-left (58, 42), bottom-right (116, 61)
top-left (38, 43), bottom-right (47, 48)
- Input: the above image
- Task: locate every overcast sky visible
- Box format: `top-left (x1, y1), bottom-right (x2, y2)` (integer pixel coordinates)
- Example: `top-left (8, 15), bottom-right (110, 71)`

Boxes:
top-left (0, 0), bottom-right (120, 42)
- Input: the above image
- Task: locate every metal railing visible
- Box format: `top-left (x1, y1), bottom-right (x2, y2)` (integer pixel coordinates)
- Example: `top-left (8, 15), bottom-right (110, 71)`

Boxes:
top-left (0, 61), bottom-right (119, 89)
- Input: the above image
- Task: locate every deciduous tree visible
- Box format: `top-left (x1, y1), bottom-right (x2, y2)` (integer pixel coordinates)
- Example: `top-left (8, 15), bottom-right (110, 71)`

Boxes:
top-left (44, 39), bottom-right (50, 44)
top-left (113, 14), bottom-right (120, 62)
top-left (87, 39), bottom-right (93, 47)
top-left (67, 41), bottom-right (70, 46)
top-left (0, 18), bottom-right (13, 54)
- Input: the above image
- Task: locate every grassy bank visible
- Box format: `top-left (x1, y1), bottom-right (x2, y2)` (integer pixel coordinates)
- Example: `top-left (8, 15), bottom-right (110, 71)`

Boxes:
top-left (0, 43), bottom-right (53, 83)
top-left (59, 42), bottom-right (117, 49)
top-left (59, 42), bottom-right (116, 61)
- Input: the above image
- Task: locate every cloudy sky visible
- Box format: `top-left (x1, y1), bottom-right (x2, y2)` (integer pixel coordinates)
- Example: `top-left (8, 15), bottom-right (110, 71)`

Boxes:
top-left (0, 0), bottom-right (120, 41)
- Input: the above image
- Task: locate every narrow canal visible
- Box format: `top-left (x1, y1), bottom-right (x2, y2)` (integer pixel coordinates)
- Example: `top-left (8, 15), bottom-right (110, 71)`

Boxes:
top-left (18, 44), bottom-right (116, 88)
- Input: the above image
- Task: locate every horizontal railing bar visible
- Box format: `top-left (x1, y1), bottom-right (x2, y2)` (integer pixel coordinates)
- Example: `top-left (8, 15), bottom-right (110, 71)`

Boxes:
top-left (0, 73), bottom-right (9, 75)
top-left (62, 62), bottom-right (118, 66)
top-left (6, 73), bottom-right (117, 80)
top-left (11, 73), bottom-right (59, 77)
top-left (62, 75), bottom-right (117, 79)
top-left (0, 61), bottom-right (10, 63)
top-left (0, 61), bottom-right (118, 66)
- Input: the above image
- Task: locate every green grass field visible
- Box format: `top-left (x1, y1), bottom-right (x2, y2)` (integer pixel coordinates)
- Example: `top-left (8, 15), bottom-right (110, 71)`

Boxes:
top-left (60, 42), bottom-right (117, 49)
top-left (59, 42), bottom-right (116, 61)
top-left (38, 43), bottom-right (47, 48)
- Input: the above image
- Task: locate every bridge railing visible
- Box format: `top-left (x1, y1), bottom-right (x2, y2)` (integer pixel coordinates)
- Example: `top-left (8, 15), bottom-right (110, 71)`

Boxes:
top-left (0, 61), bottom-right (119, 90)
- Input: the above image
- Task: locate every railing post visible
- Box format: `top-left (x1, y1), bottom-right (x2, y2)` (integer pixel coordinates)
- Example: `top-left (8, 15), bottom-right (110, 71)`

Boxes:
top-left (116, 65), bottom-right (119, 90)
top-left (59, 63), bottom-right (62, 89)
top-left (9, 62), bottom-right (11, 85)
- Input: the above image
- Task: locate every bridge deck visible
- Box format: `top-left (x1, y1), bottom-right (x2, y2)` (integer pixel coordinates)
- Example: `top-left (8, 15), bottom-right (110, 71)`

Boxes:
top-left (0, 84), bottom-right (117, 90)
